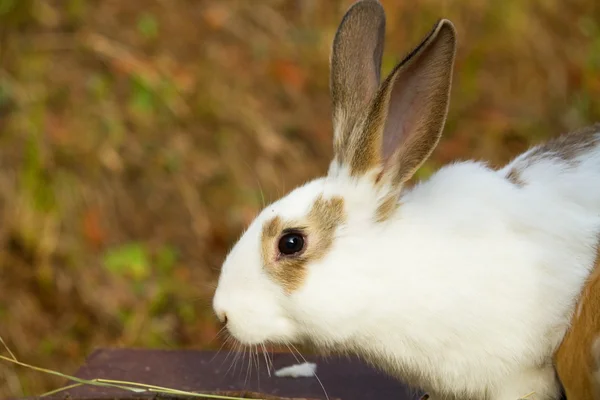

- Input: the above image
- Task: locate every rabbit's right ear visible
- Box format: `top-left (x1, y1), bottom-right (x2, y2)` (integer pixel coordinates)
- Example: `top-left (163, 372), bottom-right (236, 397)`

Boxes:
top-left (330, 0), bottom-right (386, 167)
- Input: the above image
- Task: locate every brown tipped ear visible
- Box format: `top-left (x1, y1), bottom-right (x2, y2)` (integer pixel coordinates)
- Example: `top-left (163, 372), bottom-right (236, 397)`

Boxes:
top-left (330, 0), bottom-right (385, 166)
top-left (344, 19), bottom-right (457, 184)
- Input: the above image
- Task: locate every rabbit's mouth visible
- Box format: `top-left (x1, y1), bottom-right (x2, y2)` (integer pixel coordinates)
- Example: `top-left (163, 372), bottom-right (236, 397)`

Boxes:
top-left (212, 277), bottom-right (301, 347)
top-left (223, 314), bottom-right (299, 347)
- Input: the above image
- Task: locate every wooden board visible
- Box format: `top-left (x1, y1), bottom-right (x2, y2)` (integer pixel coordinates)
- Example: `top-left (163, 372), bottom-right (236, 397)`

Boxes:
top-left (16, 349), bottom-right (421, 400)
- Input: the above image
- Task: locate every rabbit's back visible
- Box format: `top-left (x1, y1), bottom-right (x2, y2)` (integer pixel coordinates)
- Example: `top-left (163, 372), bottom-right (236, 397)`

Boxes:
top-left (497, 124), bottom-right (600, 399)
top-left (500, 124), bottom-right (600, 200)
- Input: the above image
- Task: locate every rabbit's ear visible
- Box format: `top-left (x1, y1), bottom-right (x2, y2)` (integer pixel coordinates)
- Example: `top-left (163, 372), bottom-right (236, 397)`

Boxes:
top-left (330, 0), bottom-right (385, 165)
top-left (373, 19), bottom-right (456, 188)
top-left (337, 19), bottom-right (456, 191)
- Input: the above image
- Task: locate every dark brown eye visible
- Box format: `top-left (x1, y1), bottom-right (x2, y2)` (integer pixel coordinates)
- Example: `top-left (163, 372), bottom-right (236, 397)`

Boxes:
top-left (278, 233), bottom-right (305, 256)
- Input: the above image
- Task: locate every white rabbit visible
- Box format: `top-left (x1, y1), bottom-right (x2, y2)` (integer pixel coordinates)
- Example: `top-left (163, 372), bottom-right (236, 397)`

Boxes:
top-left (212, 0), bottom-right (600, 399)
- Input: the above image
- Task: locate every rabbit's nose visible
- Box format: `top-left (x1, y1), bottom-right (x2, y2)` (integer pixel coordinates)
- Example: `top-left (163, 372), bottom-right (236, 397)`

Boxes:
top-left (212, 294), bottom-right (227, 323)
top-left (215, 310), bottom-right (228, 324)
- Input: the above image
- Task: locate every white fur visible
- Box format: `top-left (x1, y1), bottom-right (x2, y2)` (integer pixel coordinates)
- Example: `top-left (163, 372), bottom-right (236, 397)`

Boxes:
top-left (213, 138), bottom-right (600, 400)
top-left (274, 362), bottom-right (317, 378)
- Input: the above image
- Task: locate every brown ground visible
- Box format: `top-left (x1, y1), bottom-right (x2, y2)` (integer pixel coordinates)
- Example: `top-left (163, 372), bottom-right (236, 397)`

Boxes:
top-left (1, 0), bottom-right (599, 398)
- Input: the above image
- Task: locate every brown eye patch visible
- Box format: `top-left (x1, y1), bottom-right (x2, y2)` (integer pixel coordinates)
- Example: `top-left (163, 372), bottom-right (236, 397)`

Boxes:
top-left (261, 195), bottom-right (346, 294)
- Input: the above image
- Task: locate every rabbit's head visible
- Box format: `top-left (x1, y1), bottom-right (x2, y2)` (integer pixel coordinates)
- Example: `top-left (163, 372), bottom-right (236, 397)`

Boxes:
top-left (212, 0), bottom-right (456, 347)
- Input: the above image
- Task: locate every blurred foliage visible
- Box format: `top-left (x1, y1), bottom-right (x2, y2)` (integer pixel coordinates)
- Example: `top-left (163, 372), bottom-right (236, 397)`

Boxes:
top-left (0, 0), bottom-right (599, 397)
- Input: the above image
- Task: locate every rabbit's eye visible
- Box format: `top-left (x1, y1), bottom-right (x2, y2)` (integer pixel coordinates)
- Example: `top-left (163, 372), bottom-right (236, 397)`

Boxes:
top-left (278, 232), bottom-right (305, 256)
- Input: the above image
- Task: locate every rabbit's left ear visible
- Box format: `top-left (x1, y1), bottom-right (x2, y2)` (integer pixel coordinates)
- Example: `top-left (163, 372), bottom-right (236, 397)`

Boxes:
top-left (329, 0), bottom-right (386, 169)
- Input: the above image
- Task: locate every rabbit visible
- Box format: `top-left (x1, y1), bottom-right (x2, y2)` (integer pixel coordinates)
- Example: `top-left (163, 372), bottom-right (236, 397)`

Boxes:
top-left (554, 250), bottom-right (600, 400)
top-left (212, 0), bottom-right (600, 399)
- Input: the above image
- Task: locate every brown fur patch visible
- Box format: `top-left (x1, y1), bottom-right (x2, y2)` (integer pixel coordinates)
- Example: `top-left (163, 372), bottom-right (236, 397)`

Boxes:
top-left (522, 124), bottom-right (600, 168)
top-left (502, 124), bottom-right (600, 191)
top-left (593, 338), bottom-right (600, 399)
top-left (554, 244), bottom-right (600, 400)
top-left (260, 196), bottom-right (346, 293)
top-left (375, 191), bottom-right (400, 222)
top-left (505, 168), bottom-right (525, 187)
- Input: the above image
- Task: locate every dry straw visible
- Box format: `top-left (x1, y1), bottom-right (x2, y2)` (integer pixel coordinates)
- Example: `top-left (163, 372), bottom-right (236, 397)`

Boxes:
top-left (0, 335), bottom-right (258, 400)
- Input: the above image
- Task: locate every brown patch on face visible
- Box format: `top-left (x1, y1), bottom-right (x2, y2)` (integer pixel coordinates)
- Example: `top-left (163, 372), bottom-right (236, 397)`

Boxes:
top-left (554, 242), bottom-right (600, 400)
top-left (261, 215), bottom-right (283, 263)
top-left (505, 168), bottom-right (525, 187)
top-left (260, 196), bottom-right (346, 294)
top-left (523, 124), bottom-right (600, 168)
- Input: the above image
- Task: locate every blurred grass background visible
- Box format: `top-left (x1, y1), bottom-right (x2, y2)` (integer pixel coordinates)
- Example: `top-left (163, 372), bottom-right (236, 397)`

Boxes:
top-left (1, 0), bottom-right (600, 397)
